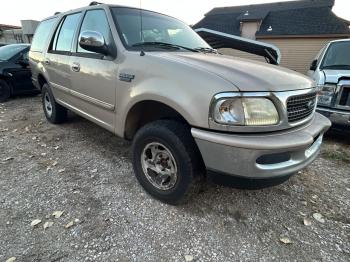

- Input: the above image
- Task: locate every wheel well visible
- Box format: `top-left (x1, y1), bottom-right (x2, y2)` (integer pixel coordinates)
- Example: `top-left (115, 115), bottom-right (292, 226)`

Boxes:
top-left (37, 74), bottom-right (47, 89)
top-left (0, 76), bottom-right (13, 93)
top-left (124, 100), bottom-right (189, 140)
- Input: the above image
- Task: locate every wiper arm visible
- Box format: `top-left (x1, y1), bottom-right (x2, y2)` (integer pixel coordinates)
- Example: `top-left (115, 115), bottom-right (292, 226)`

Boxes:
top-left (132, 42), bottom-right (199, 52)
top-left (194, 47), bottom-right (218, 54)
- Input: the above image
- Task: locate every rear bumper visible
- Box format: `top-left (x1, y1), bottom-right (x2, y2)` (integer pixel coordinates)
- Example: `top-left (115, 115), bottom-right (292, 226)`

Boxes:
top-left (317, 106), bottom-right (350, 127)
top-left (192, 113), bottom-right (331, 179)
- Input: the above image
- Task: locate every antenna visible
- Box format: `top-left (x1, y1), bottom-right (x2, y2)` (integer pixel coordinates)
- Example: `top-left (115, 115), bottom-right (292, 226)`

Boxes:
top-left (139, 0), bottom-right (145, 56)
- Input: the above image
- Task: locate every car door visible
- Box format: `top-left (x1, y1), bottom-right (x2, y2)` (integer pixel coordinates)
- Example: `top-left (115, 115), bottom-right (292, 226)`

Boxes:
top-left (44, 12), bottom-right (82, 101)
top-left (6, 49), bottom-right (34, 93)
top-left (11, 49), bottom-right (34, 93)
top-left (69, 9), bottom-right (118, 131)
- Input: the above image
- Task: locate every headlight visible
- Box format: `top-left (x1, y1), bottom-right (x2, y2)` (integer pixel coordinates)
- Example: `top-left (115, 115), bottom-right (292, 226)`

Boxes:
top-left (317, 84), bottom-right (336, 106)
top-left (213, 97), bottom-right (279, 126)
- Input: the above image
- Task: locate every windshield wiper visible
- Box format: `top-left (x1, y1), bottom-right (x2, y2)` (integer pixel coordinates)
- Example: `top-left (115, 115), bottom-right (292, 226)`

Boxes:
top-left (132, 42), bottom-right (199, 52)
top-left (194, 47), bottom-right (218, 54)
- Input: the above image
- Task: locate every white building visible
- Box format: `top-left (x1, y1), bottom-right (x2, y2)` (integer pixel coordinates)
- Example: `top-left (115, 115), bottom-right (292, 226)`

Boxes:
top-left (0, 20), bottom-right (39, 45)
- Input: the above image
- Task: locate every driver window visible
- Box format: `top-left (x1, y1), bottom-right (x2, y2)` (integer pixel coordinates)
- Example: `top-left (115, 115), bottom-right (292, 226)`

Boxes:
top-left (77, 9), bottom-right (112, 53)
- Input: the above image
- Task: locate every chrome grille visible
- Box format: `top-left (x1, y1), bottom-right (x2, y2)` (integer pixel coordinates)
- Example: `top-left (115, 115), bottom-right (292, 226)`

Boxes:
top-left (287, 92), bottom-right (317, 123)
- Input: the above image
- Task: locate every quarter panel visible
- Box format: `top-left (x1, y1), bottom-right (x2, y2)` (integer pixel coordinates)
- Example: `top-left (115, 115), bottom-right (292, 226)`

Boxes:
top-left (114, 51), bottom-right (237, 137)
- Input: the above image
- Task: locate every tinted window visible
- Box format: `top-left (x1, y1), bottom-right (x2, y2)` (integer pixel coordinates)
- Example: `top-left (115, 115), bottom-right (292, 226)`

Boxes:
top-left (77, 9), bottom-right (112, 53)
top-left (31, 18), bottom-right (58, 52)
top-left (55, 13), bottom-right (81, 52)
top-left (111, 7), bottom-right (210, 50)
top-left (321, 41), bottom-right (350, 70)
top-left (0, 45), bottom-right (28, 61)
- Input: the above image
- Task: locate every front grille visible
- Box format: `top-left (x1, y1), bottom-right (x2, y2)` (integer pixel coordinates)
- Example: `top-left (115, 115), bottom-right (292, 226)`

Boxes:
top-left (339, 86), bottom-right (350, 107)
top-left (287, 92), bottom-right (317, 123)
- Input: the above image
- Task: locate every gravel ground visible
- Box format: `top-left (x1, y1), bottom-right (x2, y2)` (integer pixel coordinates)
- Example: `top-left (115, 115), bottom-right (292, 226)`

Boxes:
top-left (0, 96), bottom-right (349, 262)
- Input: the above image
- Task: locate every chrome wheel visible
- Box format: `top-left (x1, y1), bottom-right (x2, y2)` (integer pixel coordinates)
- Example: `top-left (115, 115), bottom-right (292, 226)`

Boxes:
top-left (141, 142), bottom-right (178, 191)
top-left (44, 92), bottom-right (53, 117)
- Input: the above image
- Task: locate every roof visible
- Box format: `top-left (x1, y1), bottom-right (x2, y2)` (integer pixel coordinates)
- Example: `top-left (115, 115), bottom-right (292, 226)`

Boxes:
top-left (0, 24), bottom-right (22, 30)
top-left (194, 0), bottom-right (350, 37)
top-left (330, 38), bottom-right (350, 44)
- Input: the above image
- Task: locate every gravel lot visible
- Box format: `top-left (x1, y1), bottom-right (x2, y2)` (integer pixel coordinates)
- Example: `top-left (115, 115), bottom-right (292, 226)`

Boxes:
top-left (0, 95), bottom-right (349, 262)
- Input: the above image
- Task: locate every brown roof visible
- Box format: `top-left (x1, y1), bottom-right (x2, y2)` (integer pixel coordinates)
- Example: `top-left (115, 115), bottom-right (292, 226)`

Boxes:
top-left (194, 0), bottom-right (350, 37)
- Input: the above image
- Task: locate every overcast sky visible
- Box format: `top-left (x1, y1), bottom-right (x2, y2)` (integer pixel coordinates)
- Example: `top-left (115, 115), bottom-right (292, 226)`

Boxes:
top-left (1, 0), bottom-right (349, 26)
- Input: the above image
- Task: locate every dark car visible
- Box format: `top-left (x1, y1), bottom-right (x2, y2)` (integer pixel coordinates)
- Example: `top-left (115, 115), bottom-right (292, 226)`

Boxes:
top-left (0, 44), bottom-right (38, 102)
top-left (0, 43), bottom-right (7, 47)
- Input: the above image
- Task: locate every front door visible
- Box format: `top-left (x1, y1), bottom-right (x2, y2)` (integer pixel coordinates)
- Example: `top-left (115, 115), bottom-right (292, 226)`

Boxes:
top-left (69, 9), bottom-right (118, 131)
top-left (7, 51), bottom-right (33, 93)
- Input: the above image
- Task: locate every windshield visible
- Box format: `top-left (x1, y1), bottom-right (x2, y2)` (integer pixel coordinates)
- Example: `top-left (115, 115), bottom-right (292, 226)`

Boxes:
top-left (0, 44), bottom-right (28, 61)
top-left (321, 41), bottom-right (350, 70)
top-left (111, 7), bottom-right (211, 51)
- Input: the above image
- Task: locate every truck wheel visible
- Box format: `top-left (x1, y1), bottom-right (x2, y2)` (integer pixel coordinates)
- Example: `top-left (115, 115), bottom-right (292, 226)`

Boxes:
top-left (132, 120), bottom-right (204, 205)
top-left (0, 79), bottom-right (11, 103)
top-left (42, 83), bottom-right (67, 124)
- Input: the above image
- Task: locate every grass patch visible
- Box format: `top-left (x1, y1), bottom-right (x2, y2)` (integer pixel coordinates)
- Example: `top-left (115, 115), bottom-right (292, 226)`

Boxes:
top-left (321, 147), bottom-right (350, 164)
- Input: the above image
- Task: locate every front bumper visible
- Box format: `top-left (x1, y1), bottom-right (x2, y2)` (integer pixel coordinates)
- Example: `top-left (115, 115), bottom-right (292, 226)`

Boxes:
top-left (317, 106), bottom-right (350, 127)
top-left (192, 113), bottom-right (331, 179)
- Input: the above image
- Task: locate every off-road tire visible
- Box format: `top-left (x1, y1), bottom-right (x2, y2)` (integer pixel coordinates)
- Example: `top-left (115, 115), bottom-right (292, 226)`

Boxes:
top-left (42, 83), bottom-right (67, 124)
top-left (132, 120), bottom-right (204, 205)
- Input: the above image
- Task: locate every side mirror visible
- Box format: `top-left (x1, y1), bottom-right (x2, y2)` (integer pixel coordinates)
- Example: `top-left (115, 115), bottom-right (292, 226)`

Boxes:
top-left (310, 59), bottom-right (317, 71)
top-left (17, 56), bottom-right (29, 67)
top-left (79, 31), bottom-right (109, 56)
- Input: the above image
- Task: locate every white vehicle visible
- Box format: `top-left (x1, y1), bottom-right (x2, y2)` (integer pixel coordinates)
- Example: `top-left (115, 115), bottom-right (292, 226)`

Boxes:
top-left (308, 39), bottom-right (350, 127)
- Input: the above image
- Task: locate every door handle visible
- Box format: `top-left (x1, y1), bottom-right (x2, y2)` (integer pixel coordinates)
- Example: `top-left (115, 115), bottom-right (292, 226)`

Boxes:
top-left (72, 62), bottom-right (80, 72)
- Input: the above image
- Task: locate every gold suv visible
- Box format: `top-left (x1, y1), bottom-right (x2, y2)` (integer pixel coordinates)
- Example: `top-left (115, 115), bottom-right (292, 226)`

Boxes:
top-left (29, 2), bottom-right (331, 204)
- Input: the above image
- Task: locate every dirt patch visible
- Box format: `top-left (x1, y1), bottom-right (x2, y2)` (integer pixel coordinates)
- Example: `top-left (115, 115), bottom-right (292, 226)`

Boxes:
top-left (0, 96), bottom-right (349, 261)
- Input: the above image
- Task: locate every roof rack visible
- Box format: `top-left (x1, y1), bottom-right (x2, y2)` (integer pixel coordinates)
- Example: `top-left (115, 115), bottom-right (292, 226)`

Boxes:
top-left (89, 1), bottom-right (103, 6)
top-left (54, 12), bottom-right (61, 15)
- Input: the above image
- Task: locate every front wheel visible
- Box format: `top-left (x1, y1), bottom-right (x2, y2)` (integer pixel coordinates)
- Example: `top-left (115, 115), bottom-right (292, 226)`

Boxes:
top-left (42, 83), bottom-right (67, 124)
top-left (132, 120), bottom-right (204, 205)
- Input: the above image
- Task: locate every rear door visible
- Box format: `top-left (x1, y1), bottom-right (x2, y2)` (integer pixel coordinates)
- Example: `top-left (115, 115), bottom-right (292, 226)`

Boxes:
top-left (69, 9), bottom-right (118, 131)
top-left (44, 12), bottom-right (82, 101)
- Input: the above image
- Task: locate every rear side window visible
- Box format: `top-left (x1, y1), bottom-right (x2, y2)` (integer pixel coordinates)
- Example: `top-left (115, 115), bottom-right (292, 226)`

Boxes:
top-left (31, 18), bottom-right (58, 52)
top-left (77, 9), bottom-right (112, 54)
top-left (52, 13), bottom-right (81, 53)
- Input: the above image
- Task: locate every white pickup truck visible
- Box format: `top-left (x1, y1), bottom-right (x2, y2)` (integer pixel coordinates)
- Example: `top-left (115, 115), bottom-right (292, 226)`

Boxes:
top-left (308, 39), bottom-right (350, 127)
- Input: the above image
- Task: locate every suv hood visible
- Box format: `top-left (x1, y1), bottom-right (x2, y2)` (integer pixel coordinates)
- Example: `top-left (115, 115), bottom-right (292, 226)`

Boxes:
top-left (156, 52), bottom-right (313, 92)
top-left (323, 69), bottom-right (350, 84)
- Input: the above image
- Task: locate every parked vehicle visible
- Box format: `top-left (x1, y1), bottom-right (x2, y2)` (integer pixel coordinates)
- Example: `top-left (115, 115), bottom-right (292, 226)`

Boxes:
top-left (29, 2), bottom-right (331, 204)
top-left (0, 43), bottom-right (7, 47)
top-left (0, 44), bottom-right (37, 102)
top-left (308, 39), bottom-right (350, 127)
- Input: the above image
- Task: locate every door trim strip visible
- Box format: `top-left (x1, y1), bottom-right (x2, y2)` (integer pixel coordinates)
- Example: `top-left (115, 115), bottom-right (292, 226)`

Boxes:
top-left (51, 83), bottom-right (115, 111)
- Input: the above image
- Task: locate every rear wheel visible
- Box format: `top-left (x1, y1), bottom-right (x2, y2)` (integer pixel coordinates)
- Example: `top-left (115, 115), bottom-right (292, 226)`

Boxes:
top-left (42, 83), bottom-right (67, 124)
top-left (132, 120), bottom-right (204, 205)
top-left (0, 79), bottom-right (11, 103)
